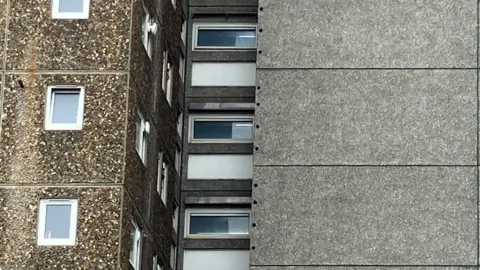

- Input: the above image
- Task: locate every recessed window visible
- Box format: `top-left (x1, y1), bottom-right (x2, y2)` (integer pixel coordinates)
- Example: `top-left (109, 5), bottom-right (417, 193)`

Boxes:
top-left (194, 24), bottom-right (256, 50)
top-left (170, 243), bottom-right (177, 270)
top-left (173, 202), bottom-right (179, 232)
top-left (45, 86), bottom-right (84, 130)
top-left (177, 109), bottom-right (183, 137)
top-left (135, 110), bottom-right (149, 163)
top-left (175, 148), bottom-right (181, 174)
top-left (179, 56), bottom-right (185, 81)
top-left (157, 153), bottom-right (168, 205)
top-left (162, 51), bottom-right (173, 106)
top-left (129, 220), bottom-right (142, 270)
top-left (181, 21), bottom-right (187, 45)
top-left (153, 255), bottom-right (163, 270)
top-left (190, 115), bottom-right (254, 143)
top-left (52, 0), bottom-right (90, 19)
top-left (185, 209), bottom-right (250, 238)
top-left (37, 199), bottom-right (78, 246)
top-left (141, 6), bottom-right (157, 59)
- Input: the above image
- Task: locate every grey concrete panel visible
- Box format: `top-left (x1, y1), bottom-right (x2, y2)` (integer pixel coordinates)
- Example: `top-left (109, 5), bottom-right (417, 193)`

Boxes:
top-left (188, 143), bottom-right (253, 154)
top-left (186, 87), bottom-right (256, 98)
top-left (250, 166), bottom-right (477, 265)
top-left (182, 179), bottom-right (252, 191)
top-left (255, 70), bottom-right (476, 165)
top-left (190, 51), bottom-right (257, 62)
top-left (257, 0), bottom-right (476, 68)
top-left (183, 239), bottom-right (250, 249)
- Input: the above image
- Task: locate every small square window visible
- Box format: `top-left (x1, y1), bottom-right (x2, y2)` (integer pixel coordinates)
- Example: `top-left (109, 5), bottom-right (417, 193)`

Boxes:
top-left (37, 199), bottom-right (78, 246)
top-left (194, 23), bottom-right (256, 50)
top-left (129, 219), bottom-right (142, 270)
top-left (189, 115), bottom-right (254, 143)
top-left (135, 110), bottom-right (149, 163)
top-left (52, 0), bottom-right (90, 19)
top-left (157, 153), bottom-right (168, 205)
top-left (185, 209), bottom-right (250, 239)
top-left (45, 86), bottom-right (84, 130)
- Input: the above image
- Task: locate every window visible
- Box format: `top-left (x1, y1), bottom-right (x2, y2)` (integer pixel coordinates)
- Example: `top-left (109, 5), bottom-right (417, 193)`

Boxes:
top-left (52, 0), bottom-right (90, 19)
top-left (177, 109), bottom-right (183, 137)
top-left (179, 56), bottom-right (185, 81)
top-left (191, 62), bottom-right (256, 86)
top-left (171, 0), bottom-right (176, 9)
top-left (170, 243), bottom-right (177, 270)
top-left (157, 153), bottom-right (168, 204)
top-left (162, 51), bottom-right (173, 106)
top-left (175, 148), bottom-right (181, 174)
top-left (187, 155), bottom-right (253, 180)
top-left (190, 115), bottom-right (253, 143)
top-left (194, 23), bottom-right (256, 50)
top-left (181, 21), bottom-right (187, 45)
top-left (185, 209), bottom-right (249, 238)
top-left (184, 250), bottom-right (249, 270)
top-left (141, 6), bottom-right (157, 59)
top-left (129, 220), bottom-right (142, 270)
top-left (135, 110), bottom-right (149, 163)
top-left (173, 202), bottom-right (179, 232)
top-left (37, 199), bottom-right (78, 246)
top-left (45, 86), bottom-right (84, 130)
top-left (153, 255), bottom-right (162, 270)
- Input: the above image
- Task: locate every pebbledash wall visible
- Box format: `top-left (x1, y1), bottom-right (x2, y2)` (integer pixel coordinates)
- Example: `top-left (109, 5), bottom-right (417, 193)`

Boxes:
top-left (0, 0), bottom-right (185, 268)
top-left (252, 0), bottom-right (479, 269)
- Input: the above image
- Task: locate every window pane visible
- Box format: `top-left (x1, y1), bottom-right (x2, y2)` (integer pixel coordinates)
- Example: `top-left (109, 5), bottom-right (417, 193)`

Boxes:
top-left (58, 0), bottom-right (84, 13)
top-left (129, 226), bottom-right (140, 267)
top-left (197, 28), bottom-right (256, 48)
top-left (52, 92), bottom-right (80, 124)
top-left (135, 113), bottom-right (142, 153)
top-left (193, 120), bottom-right (253, 140)
top-left (189, 215), bottom-right (249, 235)
top-left (44, 204), bottom-right (71, 239)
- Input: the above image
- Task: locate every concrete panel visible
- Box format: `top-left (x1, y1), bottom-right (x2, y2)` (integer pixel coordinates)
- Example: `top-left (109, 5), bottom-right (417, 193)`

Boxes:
top-left (257, 0), bottom-right (476, 68)
top-left (250, 166), bottom-right (477, 265)
top-left (255, 70), bottom-right (476, 165)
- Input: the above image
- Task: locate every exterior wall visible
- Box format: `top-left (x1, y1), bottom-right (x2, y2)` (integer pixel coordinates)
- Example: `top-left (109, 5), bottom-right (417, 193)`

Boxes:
top-left (252, 0), bottom-right (479, 269)
top-left (0, 187), bottom-right (121, 268)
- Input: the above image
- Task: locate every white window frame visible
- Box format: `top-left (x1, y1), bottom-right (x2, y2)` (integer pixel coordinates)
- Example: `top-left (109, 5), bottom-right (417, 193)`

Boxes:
top-left (193, 23), bottom-right (257, 51)
top-left (45, 86), bottom-right (85, 130)
top-left (129, 219), bottom-right (142, 270)
top-left (52, 0), bottom-right (90, 19)
top-left (184, 209), bottom-right (250, 239)
top-left (135, 110), bottom-right (149, 164)
top-left (189, 115), bottom-right (254, 143)
top-left (157, 153), bottom-right (168, 205)
top-left (37, 199), bottom-right (78, 246)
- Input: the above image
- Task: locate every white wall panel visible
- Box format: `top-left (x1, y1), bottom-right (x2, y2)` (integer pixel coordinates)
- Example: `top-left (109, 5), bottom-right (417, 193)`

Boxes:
top-left (184, 250), bottom-right (249, 270)
top-left (192, 62), bottom-right (256, 86)
top-left (187, 155), bottom-right (253, 179)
